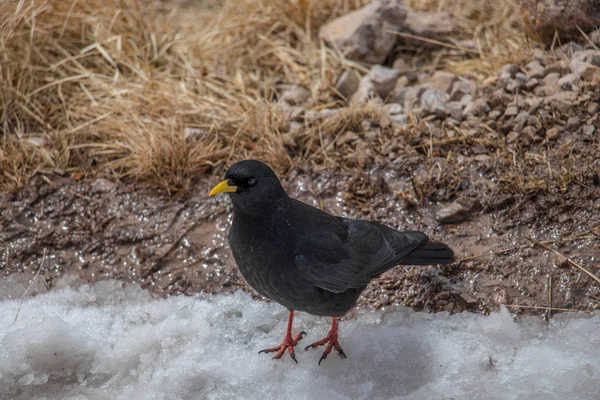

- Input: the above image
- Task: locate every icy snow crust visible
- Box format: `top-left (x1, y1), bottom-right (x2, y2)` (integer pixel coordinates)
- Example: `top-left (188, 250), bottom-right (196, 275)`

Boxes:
top-left (0, 280), bottom-right (598, 400)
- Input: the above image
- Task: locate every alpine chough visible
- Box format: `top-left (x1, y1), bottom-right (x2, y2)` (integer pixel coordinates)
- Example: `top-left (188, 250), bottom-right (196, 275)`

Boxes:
top-left (209, 160), bottom-right (454, 364)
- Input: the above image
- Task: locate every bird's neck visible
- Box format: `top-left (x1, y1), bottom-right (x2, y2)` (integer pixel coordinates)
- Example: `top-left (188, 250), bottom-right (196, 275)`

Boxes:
top-left (231, 195), bottom-right (292, 226)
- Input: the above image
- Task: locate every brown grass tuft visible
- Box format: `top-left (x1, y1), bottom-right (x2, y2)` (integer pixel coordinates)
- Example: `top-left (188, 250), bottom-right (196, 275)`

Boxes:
top-left (405, 0), bottom-right (531, 76)
top-left (0, 0), bottom-right (527, 192)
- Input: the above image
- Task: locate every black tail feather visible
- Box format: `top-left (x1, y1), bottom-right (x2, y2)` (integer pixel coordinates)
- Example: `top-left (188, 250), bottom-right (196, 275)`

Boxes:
top-left (401, 241), bottom-right (454, 265)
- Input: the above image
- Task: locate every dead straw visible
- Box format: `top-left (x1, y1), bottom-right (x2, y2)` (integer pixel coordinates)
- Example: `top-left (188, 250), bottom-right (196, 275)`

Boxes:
top-left (13, 248), bottom-right (48, 323)
top-left (527, 237), bottom-right (600, 285)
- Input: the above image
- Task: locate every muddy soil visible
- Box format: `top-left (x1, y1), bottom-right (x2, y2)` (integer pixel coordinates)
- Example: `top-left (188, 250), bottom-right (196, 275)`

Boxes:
top-left (1, 157), bottom-right (598, 318)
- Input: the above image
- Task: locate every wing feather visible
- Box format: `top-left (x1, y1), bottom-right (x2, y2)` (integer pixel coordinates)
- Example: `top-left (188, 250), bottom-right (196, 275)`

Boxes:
top-left (294, 219), bottom-right (427, 293)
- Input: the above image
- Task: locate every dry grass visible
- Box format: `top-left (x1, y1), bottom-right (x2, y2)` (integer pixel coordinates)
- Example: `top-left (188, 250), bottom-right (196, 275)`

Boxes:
top-left (0, 0), bottom-right (528, 192)
top-left (405, 0), bottom-right (532, 76)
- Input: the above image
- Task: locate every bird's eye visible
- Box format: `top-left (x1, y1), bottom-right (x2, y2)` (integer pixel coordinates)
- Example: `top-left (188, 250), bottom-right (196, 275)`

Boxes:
top-left (248, 178), bottom-right (257, 186)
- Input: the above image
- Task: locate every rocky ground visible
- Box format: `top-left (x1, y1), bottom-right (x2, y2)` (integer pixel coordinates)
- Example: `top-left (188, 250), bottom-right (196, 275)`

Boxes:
top-left (1, 0), bottom-right (599, 318)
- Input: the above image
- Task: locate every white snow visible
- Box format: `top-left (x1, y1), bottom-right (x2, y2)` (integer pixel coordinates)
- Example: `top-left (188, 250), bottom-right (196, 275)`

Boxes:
top-left (0, 278), bottom-right (598, 400)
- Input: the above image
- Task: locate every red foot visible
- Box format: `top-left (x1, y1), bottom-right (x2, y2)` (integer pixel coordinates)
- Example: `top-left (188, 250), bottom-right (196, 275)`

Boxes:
top-left (305, 318), bottom-right (346, 365)
top-left (258, 331), bottom-right (306, 363)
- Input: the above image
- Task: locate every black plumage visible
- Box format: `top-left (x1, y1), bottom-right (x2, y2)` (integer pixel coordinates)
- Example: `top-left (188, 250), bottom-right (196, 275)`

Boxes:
top-left (210, 160), bottom-right (454, 364)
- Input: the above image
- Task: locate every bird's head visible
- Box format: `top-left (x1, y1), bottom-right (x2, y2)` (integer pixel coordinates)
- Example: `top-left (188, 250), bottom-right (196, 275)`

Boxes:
top-left (209, 160), bottom-right (288, 216)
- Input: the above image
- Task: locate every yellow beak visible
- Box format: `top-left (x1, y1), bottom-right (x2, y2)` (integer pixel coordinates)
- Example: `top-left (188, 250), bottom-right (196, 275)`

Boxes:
top-left (209, 180), bottom-right (238, 196)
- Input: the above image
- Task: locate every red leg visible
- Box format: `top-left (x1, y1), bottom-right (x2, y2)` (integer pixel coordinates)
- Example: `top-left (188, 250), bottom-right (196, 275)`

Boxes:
top-left (258, 310), bottom-right (306, 363)
top-left (305, 317), bottom-right (346, 365)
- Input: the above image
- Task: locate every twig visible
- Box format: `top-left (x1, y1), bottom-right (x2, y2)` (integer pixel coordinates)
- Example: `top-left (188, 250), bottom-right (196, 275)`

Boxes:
top-left (458, 245), bottom-right (526, 262)
top-left (387, 30), bottom-right (480, 54)
top-left (14, 248), bottom-right (47, 323)
top-left (458, 233), bottom-right (597, 262)
top-left (152, 205), bottom-right (227, 270)
top-left (528, 237), bottom-right (600, 285)
top-left (547, 274), bottom-right (552, 321)
top-left (577, 26), bottom-right (600, 52)
top-left (505, 304), bottom-right (592, 313)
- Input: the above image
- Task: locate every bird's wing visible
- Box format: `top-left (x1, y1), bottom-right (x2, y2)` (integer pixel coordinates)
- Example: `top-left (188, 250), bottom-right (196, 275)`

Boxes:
top-left (294, 219), bottom-right (428, 293)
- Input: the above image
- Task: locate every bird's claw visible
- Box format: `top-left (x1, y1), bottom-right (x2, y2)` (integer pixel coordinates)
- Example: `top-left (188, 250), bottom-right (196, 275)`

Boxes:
top-left (258, 331), bottom-right (306, 363)
top-left (305, 334), bottom-right (346, 365)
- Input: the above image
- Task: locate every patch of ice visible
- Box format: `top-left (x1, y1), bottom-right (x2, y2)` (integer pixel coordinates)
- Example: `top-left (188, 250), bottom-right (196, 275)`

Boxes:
top-left (0, 280), bottom-right (598, 400)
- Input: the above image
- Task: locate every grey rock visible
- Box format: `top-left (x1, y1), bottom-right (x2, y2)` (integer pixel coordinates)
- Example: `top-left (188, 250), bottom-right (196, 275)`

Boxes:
top-left (335, 69), bottom-right (361, 98)
top-left (319, 0), bottom-right (407, 64)
top-left (506, 131), bottom-right (519, 143)
top-left (557, 73), bottom-right (580, 90)
top-left (392, 57), bottom-right (410, 73)
top-left (351, 83), bottom-right (377, 105)
top-left (456, 293), bottom-right (479, 308)
top-left (392, 59), bottom-right (418, 82)
top-left (446, 101), bottom-right (464, 121)
top-left (426, 71), bottom-right (458, 94)
top-left (546, 126), bottom-right (560, 140)
top-left (450, 79), bottom-right (476, 101)
top-left (488, 89), bottom-right (511, 108)
top-left (525, 78), bottom-right (540, 90)
top-left (543, 72), bottom-right (561, 86)
top-left (497, 63), bottom-right (520, 78)
top-left (533, 85), bottom-right (559, 97)
top-left (337, 131), bottom-right (360, 145)
top-left (305, 108), bottom-right (344, 122)
top-left (488, 110), bottom-right (502, 120)
top-left (367, 65), bottom-right (402, 99)
top-left (436, 197), bottom-right (482, 224)
top-left (587, 102), bottom-right (600, 114)
top-left (544, 91), bottom-right (579, 113)
top-left (554, 254), bottom-right (570, 268)
top-left (526, 115), bottom-right (542, 129)
top-left (557, 42), bottom-right (584, 58)
top-left (280, 85), bottom-right (311, 105)
top-left (459, 94), bottom-right (473, 107)
top-left (288, 121), bottom-right (303, 132)
top-left (515, 72), bottom-right (528, 83)
top-left (463, 98), bottom-right (490, 116)
top-left (505, 79), bottom-right (520, 93)
top-left (522, 125), bottom-right (539, 140)
top-left (504, 105), bottom-right (518, 117)
top-left (394, 75), bottom-right (410, 89)
top-left (390, 113), bottom-right (409, 125)
top-left (388, 86), bottom-right (409, 105)
top-left (590, 30), bottom-right (600, 46)
top-left (352, 65), bottom-right (401, 103)
top-left (583, 124), bottom-right (596, 136)
top-left (571, 51), bottom-right (600, 81)
top-left (567, 116), bottom-right (582, 130)
top-left (385, 103), bottom-right (404, 115)
top-left (571, 49), bottom-right (600, 70)
top-left (402, 11), bottom-right (457, 46)
top-left (420, 88), bottom-right (448, 118)
top-left (91, 178), bottom-right (115, 193)
top-left (391, 85), bottom-right (426, 110)
top-left (579, 64), bottom-right (600, 82)
top-left (277, 102), bottom-right (305, 120)
top-left (525, 60), bottom-right (545, 79)
top-left (526, 97), bottom-right (543, 112)
top-left (365, 130), bottom-right (379, 141)
top-left (533, 48), bottom-right (548, 65)
top-left (513, 111), bottom-right (530, 132)
top-left (543, 64), bottom-right (562, 76)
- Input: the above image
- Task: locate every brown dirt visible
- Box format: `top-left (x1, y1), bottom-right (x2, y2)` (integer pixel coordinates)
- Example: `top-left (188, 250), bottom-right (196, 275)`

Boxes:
top-left (1, 0), bottom-right (599, 319)
top-left (1, 151), bottom-right (598, 317)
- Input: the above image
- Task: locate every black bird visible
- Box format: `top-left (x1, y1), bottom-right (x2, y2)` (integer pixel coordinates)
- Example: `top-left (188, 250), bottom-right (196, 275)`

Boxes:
top-left (209, 160), bottom-right (454, 364)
